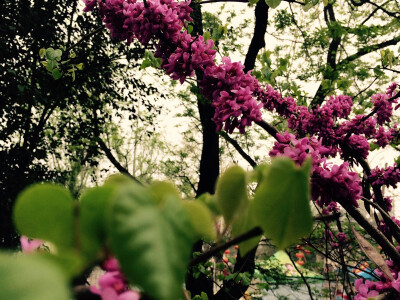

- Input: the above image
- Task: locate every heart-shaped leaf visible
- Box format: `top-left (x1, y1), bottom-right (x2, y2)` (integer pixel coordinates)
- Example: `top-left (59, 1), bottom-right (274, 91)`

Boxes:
top-left (252, 157), bottom-right (313, 249)
top-left (265, 0), bottom-right (282, 9)
top-left (183, 200), bottom-right (217, 240)
top-left (215, 165), bottom-right (248, 225)
top-left (232, 202), bottom-right (261, 256)
top-left (79, 186), bottom-right (115, 258)
top-left (108, 182), bottom-right (196, 300)
top-left (13, 184), bottom-right (75, 250)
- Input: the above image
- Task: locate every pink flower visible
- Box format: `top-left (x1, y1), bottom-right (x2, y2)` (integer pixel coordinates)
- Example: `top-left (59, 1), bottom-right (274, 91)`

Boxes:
top-left (20, 236), bottom-right (42, 253)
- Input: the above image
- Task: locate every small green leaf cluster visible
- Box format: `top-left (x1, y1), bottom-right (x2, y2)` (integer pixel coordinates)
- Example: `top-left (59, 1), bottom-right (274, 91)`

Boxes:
top-left (39, 47), bottom-right (83, 81)
top-left (140, 51), bottom-right (162, 69)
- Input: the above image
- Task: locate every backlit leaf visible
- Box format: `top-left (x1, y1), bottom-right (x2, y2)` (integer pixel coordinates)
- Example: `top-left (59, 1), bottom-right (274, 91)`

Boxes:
top-left (252, 157), bottom-right (313, 249)
top-left (13, 184), bottom-right (75, 250)
top-left (0, 252), bottom-right (70, 300)
top-left (215, 165), bottom-right (248, 225)
top-left (108, 182), bottom-right (196, 300)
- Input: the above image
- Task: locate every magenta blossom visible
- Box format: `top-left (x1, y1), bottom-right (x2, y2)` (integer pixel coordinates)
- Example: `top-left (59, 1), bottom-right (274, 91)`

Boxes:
top-left (20, 236), bottom-right (42, 253)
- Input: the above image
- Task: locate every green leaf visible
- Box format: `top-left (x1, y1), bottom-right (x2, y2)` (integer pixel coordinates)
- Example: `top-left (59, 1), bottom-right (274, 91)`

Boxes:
top-left (149, 181), bottom-right (181, 204)
top-left (54, 49), bottom-right (62, 61)
top-left (75, 63), bottom-right (83, 70)
top-left (373, 66), bottom-right (385, 77)
top-left (183, 200), bottom-right (217, 240)
top-left (40, 251), bottom-right (84, 279)
top-left (252, 157), bottom-right (313, 249)
top-left (265, 0), bottom-right (282, 9)
top-left (215, 165), bottom-right (248, 225)
top-left (197, 192), bottom-right (220, 215)
top-left (52, 68), bottom-right (62, 80)
top-left (13, 184), bottom-right (75, 249)
top-left (45, 48), bottom-right (56, 60)
top-left (0, 252), bottom-right (70, 300)
top-left (69, 52), bottom-right (76, 58)
top-left (232, 203), bottom-right (261, 256)
top-left (323, 0), bottom-right (328, 5)
top-left (108, 182), bottom-right (196, 300)
top-left (187, 25), bottom-right (193, 34)
top-left (140, 59), bottom-right (151, 69)
top-left (79, 186), bottom-right (115, 258)
top-left (46, 59), bottom-right (57, 71)
top-left (39, 48), bottom-right (46, 58)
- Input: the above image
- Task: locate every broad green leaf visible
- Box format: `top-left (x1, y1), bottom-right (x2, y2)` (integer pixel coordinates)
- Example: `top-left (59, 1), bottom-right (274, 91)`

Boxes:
top-left (0, 252), bottom-right (70, 300)
top-left (265, 0), bottom-right (282, 9)
top-left (75, 63), bottom-right (83, 70)
top-left (197, 192), bottom-right (220, 215)
top-left (54, 49), bottom-right (62, 60)
top-left (149, 181), bottom-right (181, 204)
top-left (140, 59), bottom-right (151, 69)
top-left (104, 173), bottom-right (133, 186)
top-left (215, 166), bottom-right (248, 225)
top-left (45, 47), bottom-right (56, 60)
top-left (39, 48), bottom-right (46, 58)
top-left (79, 186), bottom-right (115, 258)
top-left (108, 182), bottom-right (196, 300)
top-left (183, 200), bottom-right (217, 240)
top-left (13, 184), bottom-right (75, 249)
top-left (40, 251), bottom-right (84, 279)
top-left (232, 202), bottom-right (261, 256)
top-left (252, 157), bottom-right (313, 249)
top-left (46, 59), bottom-right (57, 71)
top-left (52, 68), bottom-right (62, 80)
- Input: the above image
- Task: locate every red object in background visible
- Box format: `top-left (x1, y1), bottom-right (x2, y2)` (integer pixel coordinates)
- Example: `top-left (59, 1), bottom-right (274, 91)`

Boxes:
top-left (295, 252), bottom-right (304, 259)
top-left (296, 260), bottom-right (304, 266)
top-left (304, 249), bottom-right (311, 254)
top-left (222, 257), bottom-right (229, 263)
top-left (296, 245), bottom-right (303, 250)
top-left (234, 245), bottom-right (239, 250)
top-left (224, 249), bottom-right (230, 254)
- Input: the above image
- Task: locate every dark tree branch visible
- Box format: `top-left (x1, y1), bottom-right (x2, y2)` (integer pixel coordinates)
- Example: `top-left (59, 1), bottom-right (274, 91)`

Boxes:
top-left (243, 0), bottom-right (269, 73)
top-left (188, 227), bottom-right (263, 267)
top-left (336, 35), bottom-right (400, 70)
top-left (312, 3), bottom-right (341, 106)
top-left (97, 137), bottom-right (142, 185)
top-left (65, 26), bottom-right (103, 54)
top-left (338, 200), bottom-right (400, 266)
top-left (255, 120), bottom-right (279, 139)
top-left (219, 132), bottom-right (257, 168)
top-left (92, 109), bottom-right (142, 185)
top-left (285, 250), bottom-right (314, 300)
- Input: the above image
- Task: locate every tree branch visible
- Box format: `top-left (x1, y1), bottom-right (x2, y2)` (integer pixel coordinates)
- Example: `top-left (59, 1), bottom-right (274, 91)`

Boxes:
top-left (285, 250), bottom-right (314, 300)
top-left (243, 0), bottom-right (269, 73)
top-left (255, 120), bottom-right (279, 139)
top-left (219, 132), bottom-right (257, 168)
top-left (188, 227), bottom-right (263, 267)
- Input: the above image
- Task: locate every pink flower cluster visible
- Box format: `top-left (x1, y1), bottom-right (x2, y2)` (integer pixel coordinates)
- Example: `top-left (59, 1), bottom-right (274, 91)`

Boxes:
top-left (91, 257), bottom-right (140, 300)
top-left (83, 0), bottom-right (192, 44)
top-left (354, 258), bottom-right (400, 300)
top-left (200, 57), bottom-right (262, 133)
top-left (369, 164), bottom-right (400, 189)
top-left (269, 131), bottom-right (362, 208)
top-left (377, 216), bottom-right (400, 235)
top-left (156, 32), bottom-right (216, 83)
top-left (372, 93), bottom-right (394, 126)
